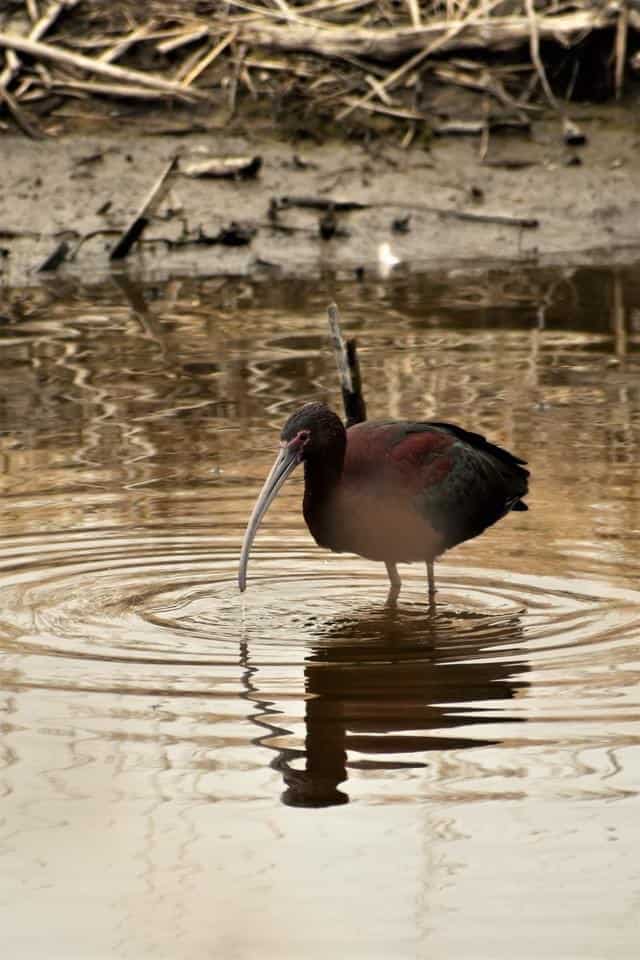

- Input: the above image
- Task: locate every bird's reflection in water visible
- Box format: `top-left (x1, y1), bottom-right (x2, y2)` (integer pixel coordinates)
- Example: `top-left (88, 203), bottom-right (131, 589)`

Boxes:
top-left (245, 603), bottom-right (529, 808)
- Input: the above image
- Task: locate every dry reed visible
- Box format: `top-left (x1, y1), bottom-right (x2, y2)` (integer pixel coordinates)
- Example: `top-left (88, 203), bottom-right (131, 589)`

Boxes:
top-left (0, 0), bottom-right (636, 138)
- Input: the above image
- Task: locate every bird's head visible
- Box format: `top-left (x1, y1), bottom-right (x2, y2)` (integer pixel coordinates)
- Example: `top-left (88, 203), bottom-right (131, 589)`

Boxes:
top-left (238, 403), bottom-right (344, 592)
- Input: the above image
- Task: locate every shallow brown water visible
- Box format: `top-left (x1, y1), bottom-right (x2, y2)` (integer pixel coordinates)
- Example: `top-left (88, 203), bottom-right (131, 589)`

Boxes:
top-left (1, 263), bottom-right (639, 958)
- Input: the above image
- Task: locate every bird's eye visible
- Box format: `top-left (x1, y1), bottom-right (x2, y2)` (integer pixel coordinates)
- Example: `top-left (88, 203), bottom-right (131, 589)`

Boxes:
top-left (292, 429), bottom-right (311, 455)
top-left (284, 429), bottom-right (311, 455)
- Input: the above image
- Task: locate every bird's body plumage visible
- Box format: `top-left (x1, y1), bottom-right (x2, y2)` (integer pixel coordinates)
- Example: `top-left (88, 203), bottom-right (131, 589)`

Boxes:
top-left (303, 413), bottom-right (528, 564)
top-left (238, 402), bottom-right (529, 600)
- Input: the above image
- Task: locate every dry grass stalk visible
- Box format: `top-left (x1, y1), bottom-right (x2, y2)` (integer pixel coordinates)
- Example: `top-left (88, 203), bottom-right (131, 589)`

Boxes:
top-left (182, 30), bottom-right (237, 87)
top-left (52, 78), bottom-right (182, 100)
top-left (615, 2), bottom-right (628, 99)
top-left (99, 21), bottom-right (157, 64)
top-left (524, 0), bottom-right (558, 109)
top-left (0, 0), bottom-right (636, 138)
top-left (0, 30), bottom-right (205, 99)
top-left (337, 0), bottom-right (509, 120)
top-left (157, 26), bottom-right (209, 55)
top-left (0, 0), bottom-right (80, 91)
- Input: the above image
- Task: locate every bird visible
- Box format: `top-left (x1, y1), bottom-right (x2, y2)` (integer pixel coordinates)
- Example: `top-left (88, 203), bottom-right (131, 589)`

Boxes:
top-left (238, 402), bottom-right (529, 604)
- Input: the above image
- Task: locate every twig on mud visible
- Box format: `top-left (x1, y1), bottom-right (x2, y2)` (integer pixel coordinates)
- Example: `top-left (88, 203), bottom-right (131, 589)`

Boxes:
top-left (37, 239), bottom-right (70, 272)
top-left (110, 156), bottom-right (178, 261)
top-left (380, 202), bottom-right (539, 228)
top-left (273, 195), bottom-right (369, 212)
top-left (562, 116), bottom-right (587, 146)
top-left (179, 155), bottom-right (262, 178)
top-left (431, 116), bottom-right (530, 136)
top-left (274, 194), bottom-right (537, 228)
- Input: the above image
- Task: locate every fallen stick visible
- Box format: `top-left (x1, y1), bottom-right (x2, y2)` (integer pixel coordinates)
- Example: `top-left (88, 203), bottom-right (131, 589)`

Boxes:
top-left (327, 302), bottom-right (367, 427)
top-left (432, 116), bottom-right (530, 136)
top-left (275, 195), bottom-right (537, 228)
top-left (240, 9), bottom-right (618, 60)
top-left (110, 156), bottom-right (178, 261)
top-left (435, 209), bottom-right (539, 228)
top-left (37, 239), bottom-right (70, 272)
top-left (274, 196), bottom-right (368, 212)
top-left (0, 31), bottom-right (205, 100)
top-left (381, 202), bottom-right (538, 228)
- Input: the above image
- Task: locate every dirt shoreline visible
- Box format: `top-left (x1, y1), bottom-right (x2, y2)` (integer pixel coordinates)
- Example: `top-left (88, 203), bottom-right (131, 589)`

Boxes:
top-left (1, 104), bottom-right (639, 287)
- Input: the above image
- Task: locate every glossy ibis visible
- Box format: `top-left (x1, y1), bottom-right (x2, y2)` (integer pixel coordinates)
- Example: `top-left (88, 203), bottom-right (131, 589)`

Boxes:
top-left (238, 402), bottom-right (528, 603)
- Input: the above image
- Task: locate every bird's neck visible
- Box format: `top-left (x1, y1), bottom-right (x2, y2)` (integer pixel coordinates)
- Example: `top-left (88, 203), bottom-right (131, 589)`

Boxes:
top-left (301, 444), bottom-right (345, 540)
top-left (303, 450), bottom-right (343, 501)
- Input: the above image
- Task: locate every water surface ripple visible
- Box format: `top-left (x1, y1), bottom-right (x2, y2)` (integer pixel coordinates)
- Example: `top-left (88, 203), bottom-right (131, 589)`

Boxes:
top-left (1, 266), bottom-right (639, 959)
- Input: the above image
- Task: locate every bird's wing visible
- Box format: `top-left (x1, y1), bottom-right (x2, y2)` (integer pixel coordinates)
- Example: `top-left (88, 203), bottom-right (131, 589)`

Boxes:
top-left (386, 422), bottom-right (529, 550)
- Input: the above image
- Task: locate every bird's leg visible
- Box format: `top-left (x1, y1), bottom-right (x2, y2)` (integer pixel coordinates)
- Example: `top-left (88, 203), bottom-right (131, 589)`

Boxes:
top-left (426, 560), bottom-right (436, 609)
top-left (385, 561), bottom-right (401, 605)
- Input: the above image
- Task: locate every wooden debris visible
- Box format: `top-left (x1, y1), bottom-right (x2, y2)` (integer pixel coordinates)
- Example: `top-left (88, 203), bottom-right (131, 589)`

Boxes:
top-left (157, 222), bottom-right (257, 248)
top-left (212, 222), bottom-right (256, 246)
top-left (319, 205), bottom-right (338, 240)
top-left (0, 0), bottom-right (634, 139)
top-left (392, 214), bottom-right (411, 234)
top-left (0, 31), bottom-right (205, 100)
top-left (110, 156), bottom-right (177, 261)
top-left (238, 9), bottom-right (618, 61)
top-left (0, 0), bottom-right (81, 136)
top-left (274, 196), bottom-right (369, 212)
top-left (562, 116), bottom-right (587, 146)
top-left (157, 26), bottom-right (210, 55)
top-left (52, 79), bottom-right (188, 101)
top-left (37, 239), bottom-right (69, 272)
top-left (99, 21), bottom-right (157, 65)
top-left (614, 2), bottom-right (629, 99)
top-left (432, 116), bottom-right (530, 136)
top-left (181, 30), bottom-right (237, 87)
top-left (382, 202), bottom-right (539, 228)
top-left (179, 155), bottom-right (262, 179)
top-left (439, 210), bottom-right (539, 228)
top-left (432, 119), bottom-right (488, 136)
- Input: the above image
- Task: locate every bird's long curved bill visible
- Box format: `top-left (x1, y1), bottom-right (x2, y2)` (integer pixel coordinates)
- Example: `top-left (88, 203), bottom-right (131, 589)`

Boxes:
top-left (238, 444), bottom-right (300, 592)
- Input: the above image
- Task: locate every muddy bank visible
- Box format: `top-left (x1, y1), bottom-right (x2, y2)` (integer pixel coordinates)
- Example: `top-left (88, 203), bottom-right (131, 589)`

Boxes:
top-left (1, 104), bottom-right (639, 286)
